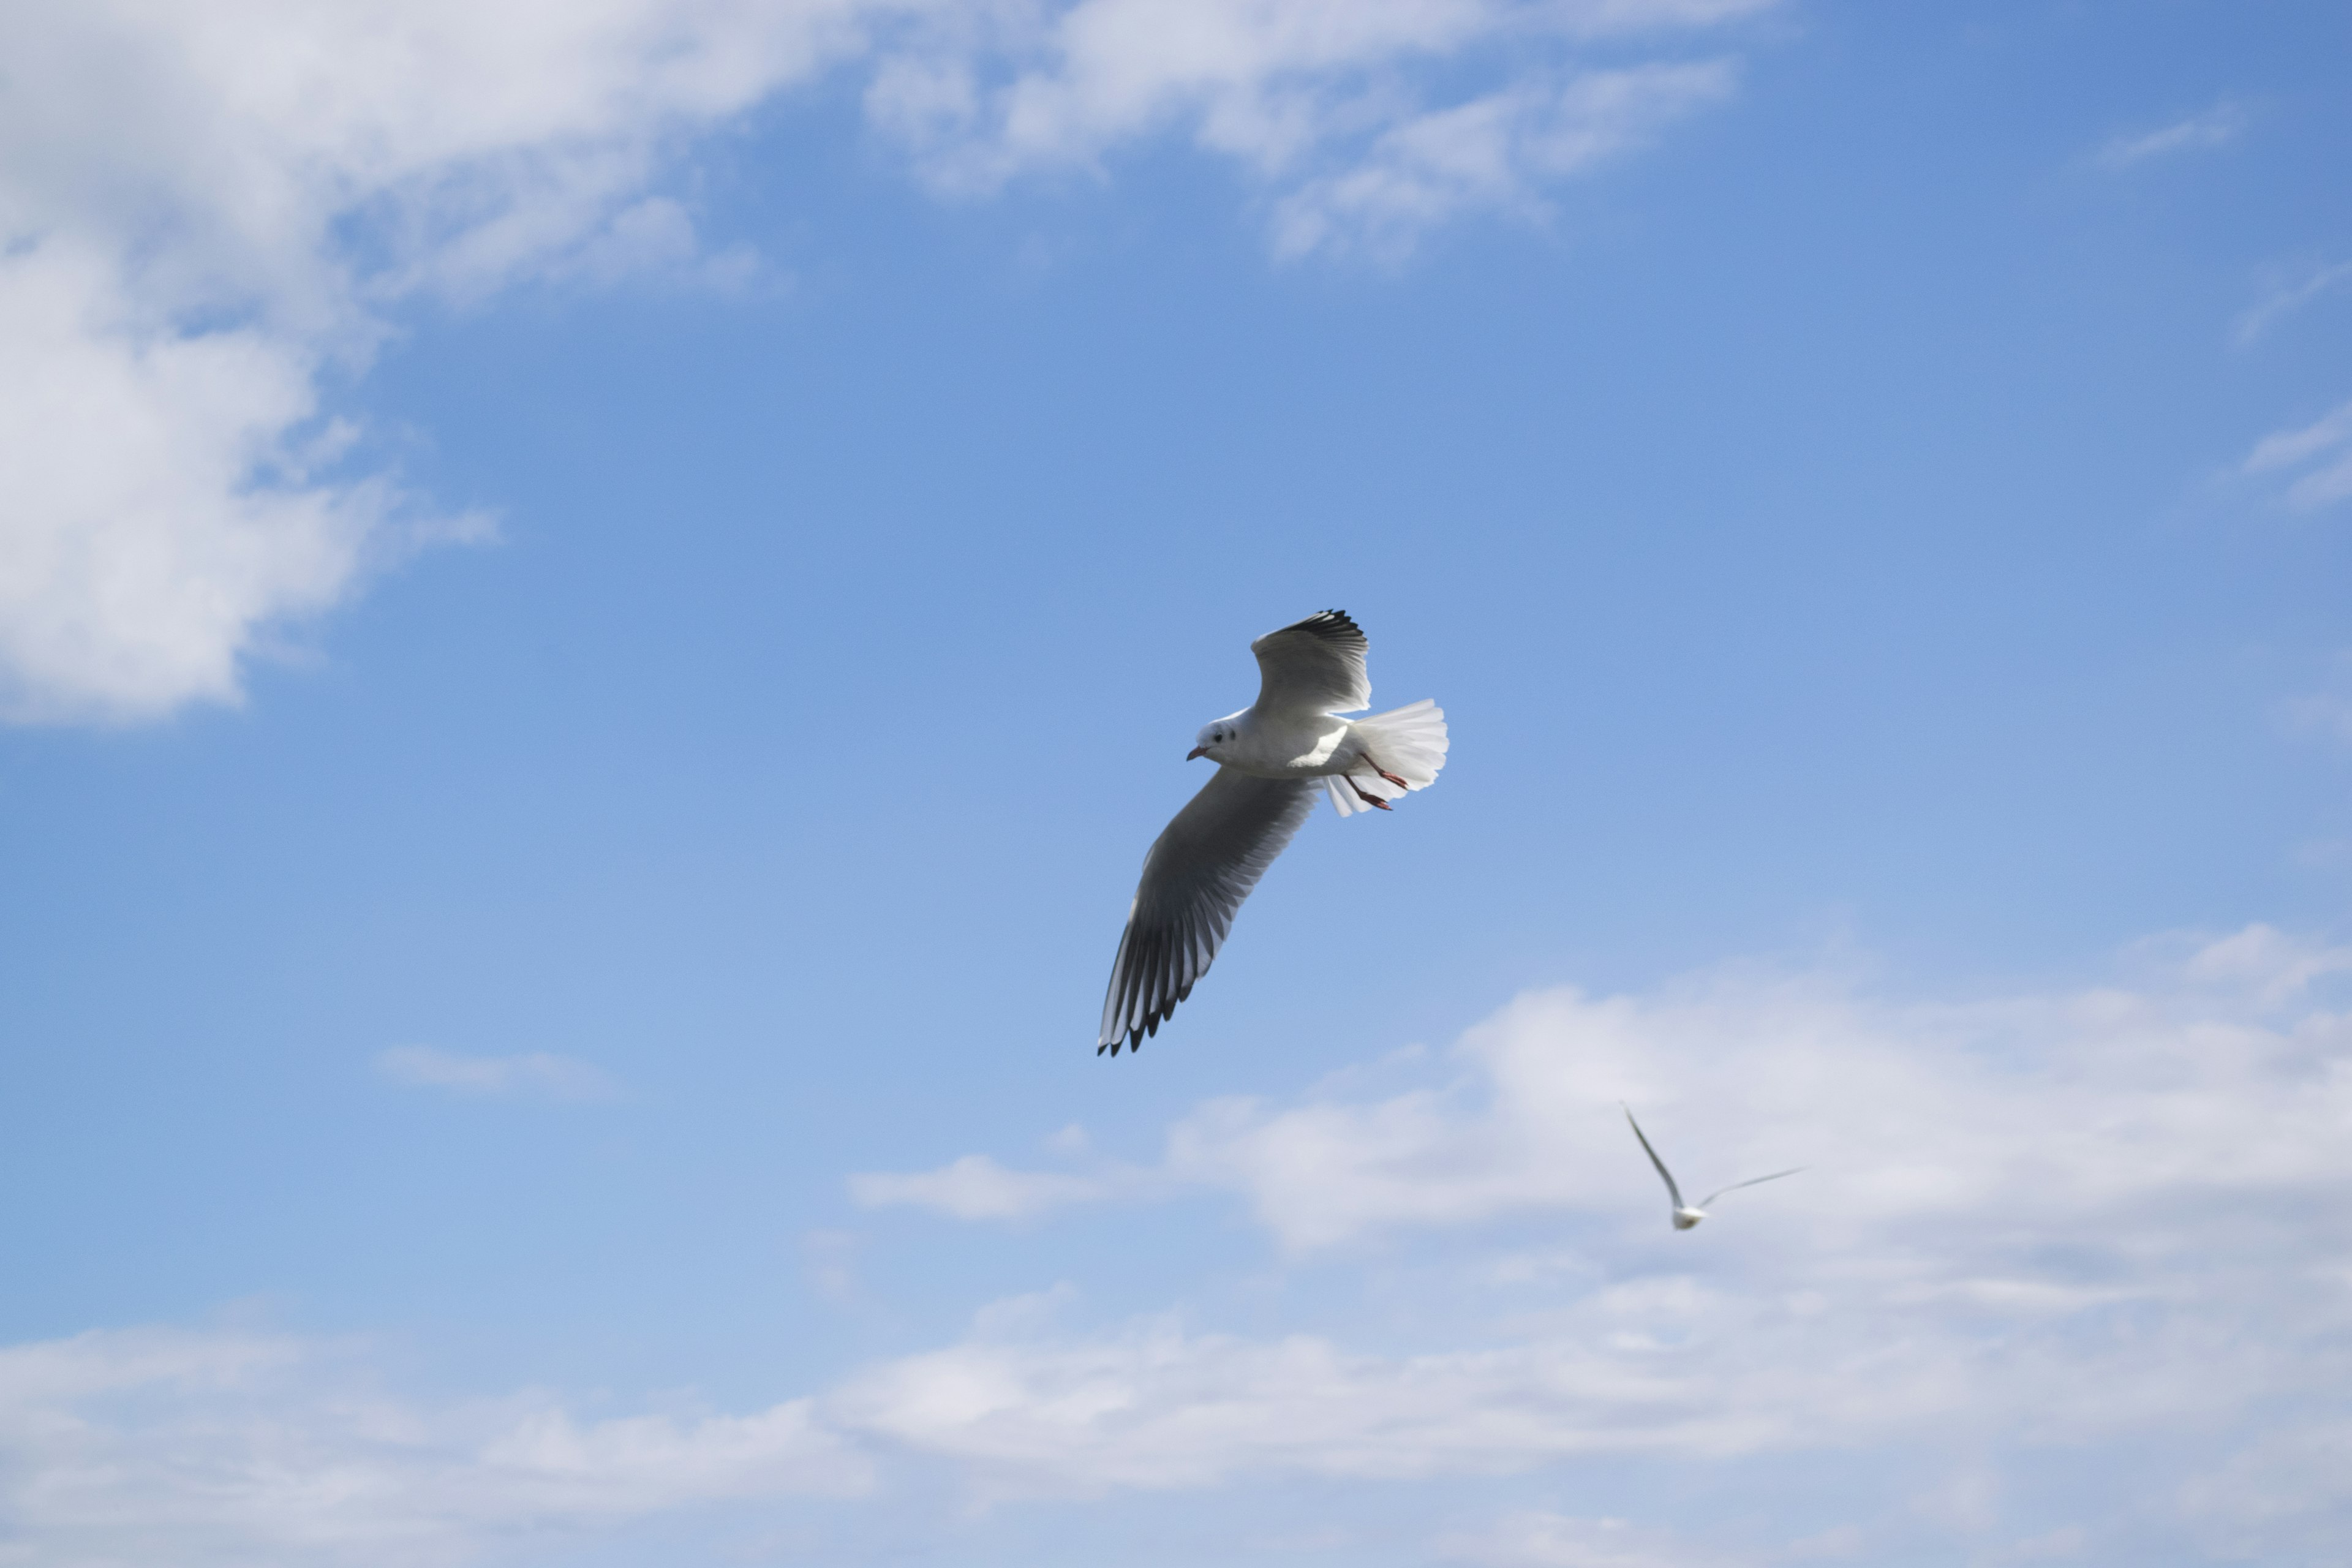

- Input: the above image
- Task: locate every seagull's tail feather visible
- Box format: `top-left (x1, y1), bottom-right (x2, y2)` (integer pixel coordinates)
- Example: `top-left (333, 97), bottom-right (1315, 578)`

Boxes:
top-left (1331, 699), bottom-right (1449, 816)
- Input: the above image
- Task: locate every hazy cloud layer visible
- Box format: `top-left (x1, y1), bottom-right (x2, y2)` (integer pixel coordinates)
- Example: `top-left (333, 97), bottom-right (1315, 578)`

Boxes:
top-left (1434, 1512), bottom-right (1728, 1568)
top-left (0, 0), bottom-right (1768, 726)
top-left (10, 927), bottom-right (2351, 1561)
top-left (0, 1325), bottom-right (866, 1567)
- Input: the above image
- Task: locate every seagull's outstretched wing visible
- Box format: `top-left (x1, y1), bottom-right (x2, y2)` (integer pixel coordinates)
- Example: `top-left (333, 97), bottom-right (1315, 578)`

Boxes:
top-left (1099, 768), bottom-right (1320, 1055)
top-left (1622, 1105), bottom-right (1685, 1210)
top-left (1697, 1169), bottom-right (1806, 1209)
top-left (1251, 609), bottom-right (1371, 717)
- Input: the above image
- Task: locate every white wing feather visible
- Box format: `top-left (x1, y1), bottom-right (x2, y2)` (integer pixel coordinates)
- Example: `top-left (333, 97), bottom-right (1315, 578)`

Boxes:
top-left (1251, 609), bottom-right (1371, 717)
top-left (1697, 1169), bottom-right (1806, 1208)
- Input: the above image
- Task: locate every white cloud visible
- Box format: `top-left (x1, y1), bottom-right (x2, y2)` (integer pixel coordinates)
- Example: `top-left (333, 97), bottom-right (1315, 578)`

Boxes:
top-left (0, 0), bottom-right (870, 724)
top-left (1, 0), bottom-right (1770, 723)
top-left (874, 0), bottom-right (1769, 257)
top-left (14, 928), bottom-right (2352, 1556)
top-left (1142, 928), bottom-right (2352, 1254)
top-left (2244, 397), bottom-right (2352, 511)
top-left (2176, 921), bottom-right (2352, 1003)
top-left (0, 1324), bottom-right (867, 1567)
top-left (375, 1044), bottom-right (619, 1100)
top-left (0, 239), bottom-right (407, 721)
top-left (829, 1310), bottom-right (1794, 1496)
top-left (2094, 102), bottom-right (2244, 169)
top-left (835, 927), bottom-right (2352, 1523)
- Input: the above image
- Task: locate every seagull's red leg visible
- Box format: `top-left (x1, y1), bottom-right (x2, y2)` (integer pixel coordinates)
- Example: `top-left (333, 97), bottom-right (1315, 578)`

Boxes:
top-left (1351, 782), bottom-right (1393, 810)
top-left (1359, 748), bottom-right (1410, 791)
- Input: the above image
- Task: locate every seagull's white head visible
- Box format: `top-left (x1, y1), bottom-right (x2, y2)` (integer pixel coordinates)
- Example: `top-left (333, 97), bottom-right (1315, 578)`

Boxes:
top-left (1672, 1207), bottom-right (1706, 1231)
top-left (1187, 714), bottom-right (1245, 762)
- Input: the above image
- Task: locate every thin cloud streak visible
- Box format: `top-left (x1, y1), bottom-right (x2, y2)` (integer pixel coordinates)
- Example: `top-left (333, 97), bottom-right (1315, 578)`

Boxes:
top-left (2234, 257), bottom-right (2352, 345)
top-left (2245, 397), bottom-right (2352, 511)
top-left (850, 1152), bottom-right (1133, 1219)
top-left (2094, 101), bottom-right (2244, 168)
top-left (375, 1044), bottom-right (620, 1101)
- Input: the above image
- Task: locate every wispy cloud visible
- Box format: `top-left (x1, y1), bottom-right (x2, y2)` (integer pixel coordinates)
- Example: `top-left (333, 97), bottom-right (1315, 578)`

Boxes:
top-left (2095, 101), bottom-right (2245, 168)
top-left (873, 0), bottom-right (1772, 260)
top-left (2284, 693), bottom-right (2352, 747)
top-left (2244, 397), bottom-right (2352, 510)
top-left (2234, 257), bottom-right (2352, 345)
top-left (1267, 61), bottom-right (1738, 260)
top-left (850, 1152), bottom-right (1133, 1219)
top-left (2278, 653), bottom-right (2352, 753)
top-left (374, 1044), bottom-right (619, 1101)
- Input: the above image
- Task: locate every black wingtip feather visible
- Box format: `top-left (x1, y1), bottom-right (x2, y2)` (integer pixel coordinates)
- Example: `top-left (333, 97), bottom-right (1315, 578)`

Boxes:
top-left (1292, 609), bottom-right (1363, 646)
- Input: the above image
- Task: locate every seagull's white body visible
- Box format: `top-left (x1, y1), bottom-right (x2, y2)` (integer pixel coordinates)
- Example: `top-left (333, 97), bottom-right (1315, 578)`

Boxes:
top-left (1622, 1104), bottom-right (1803, 1232)
top-left (1098, 611), bottom-right (1448, 1055)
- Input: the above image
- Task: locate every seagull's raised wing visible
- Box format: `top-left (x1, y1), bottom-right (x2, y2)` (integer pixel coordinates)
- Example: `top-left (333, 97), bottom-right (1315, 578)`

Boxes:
top-left (1099, 768), bottom-right (1319, 1055)
top-left (1697, 1168), bottom-right (1806, 1209)
top-left (1622, 1105), bottom-right (1685, 1210)
top-left (1251, 609), bottom-right (1371, 718)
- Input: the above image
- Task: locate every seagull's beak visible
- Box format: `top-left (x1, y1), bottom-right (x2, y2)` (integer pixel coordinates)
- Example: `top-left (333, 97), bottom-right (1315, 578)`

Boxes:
top-left (1185, 746), bottom-right (1208, 761)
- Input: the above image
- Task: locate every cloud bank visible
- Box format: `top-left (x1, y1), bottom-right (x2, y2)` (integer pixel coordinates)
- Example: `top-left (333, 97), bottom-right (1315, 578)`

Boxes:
top-left (0, 0), bottom-right (1771, 724)
top-left (11, 925), bottom-right (2350, 1561)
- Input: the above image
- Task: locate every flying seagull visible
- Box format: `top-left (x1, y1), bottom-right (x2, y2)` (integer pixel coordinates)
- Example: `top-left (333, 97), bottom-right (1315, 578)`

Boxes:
top-left (1098, 610), bottom-right (1449, 1056)
top-left (1622, 1104), bottom-right (1803, 1231)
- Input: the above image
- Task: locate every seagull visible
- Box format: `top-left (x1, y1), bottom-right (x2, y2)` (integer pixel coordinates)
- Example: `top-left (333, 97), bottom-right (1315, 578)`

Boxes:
top-left (1097, 610), bottom-right (1449, 1056)
top-left (1622, 1104), bottom-right (1803, 1231)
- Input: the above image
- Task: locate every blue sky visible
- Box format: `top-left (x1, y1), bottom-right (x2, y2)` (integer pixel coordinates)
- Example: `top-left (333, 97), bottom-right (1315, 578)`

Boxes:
top-left (3, 2), bottom-right (2351, 1563)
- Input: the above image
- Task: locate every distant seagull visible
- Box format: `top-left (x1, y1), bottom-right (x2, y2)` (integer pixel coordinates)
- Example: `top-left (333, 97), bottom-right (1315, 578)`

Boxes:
top-left (1098, 611), bottom-right (1449, 1056)
top-left (1622, 1104), bottom-right (1803, 1231)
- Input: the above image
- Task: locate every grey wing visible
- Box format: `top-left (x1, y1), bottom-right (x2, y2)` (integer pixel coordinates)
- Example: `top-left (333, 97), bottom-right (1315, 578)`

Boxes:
top-left (1697, 1169), bottom-right (1806, 1208)
top-left (1098, 768), bottom-right (1321, 1055)
top-left (1623, 1105), bottom-right (1685, 1209)
top-left (1251, 609), bottom-right (1371, 717)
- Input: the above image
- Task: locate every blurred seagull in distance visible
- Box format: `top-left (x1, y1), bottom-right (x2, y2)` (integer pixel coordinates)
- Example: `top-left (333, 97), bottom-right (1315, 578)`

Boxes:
top-left (1098, 610), bottom-right (1449, 1056)
top-left (1623, 1103), bottom-right (1804, 1231)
